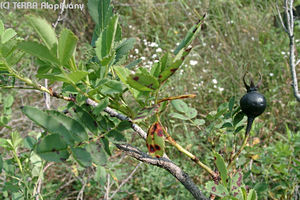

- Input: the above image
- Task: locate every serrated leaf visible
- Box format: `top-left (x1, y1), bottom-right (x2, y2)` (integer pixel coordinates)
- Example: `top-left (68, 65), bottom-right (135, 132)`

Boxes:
top-left (95, 15), bottom-right (119, 61)
top-left (229, 96), bottom-right (235, 113)
top-left (88, 0), bottom-right (112, 30)
top-left (46, 110), bottom-right (88, 142)
top-left (65, 71), bottom-right (88, 84)
top-left (86, 142), bottom-right (107, 165)
top-left (21, 106), bottom-right (75, 144)
top-left (114, 38), bottom-right (135, 64)
top-left (247, 189), bottom-right (257, 200)
top-left (23, 136), bottom-right (36, 150)
top-left (205, 181), bottom-right (229, 197)
top-left (58, 29), bottom-right (78, 66)
top-left (18, 41), bottom-right (58, 64)
top-left (215, 152), bottom-right (228, 187)
top-left (36, 74), bottom-right (70, 83)
top-left (194, 119), bottom-right (205, 126)
top-left (169, 112), bottom-right (189, 120)
top-left (27, 15), bottom-right (57, 50)
top-left (1, 28), bottom-right (16, 44)
top-left (71, 104), bottom-right (98, 134)
top-left (127, 73), bottom-right (159, 91)
top-left (0, 20), bottom-right (4, 35)
top-left (36, 134), bottom-right (69, 162)
top-left (233, 111), bottom-right (245, 127)
top-left (174, 18), bottom-right (204, 55)
top-left (93, 98), bottom-right (109, 115)
top-left (0, 154), bottom-right (3, 173)
top-left (231, 171), bottom-right (244, 198)
top-left (171, 99), bottom-right (189, 113)
top-left (71, 147), bottom-right (92, 167)
top-left (101, 80), bottom-right (123, 94)
top-left (107, 130), bottom-right (126, 143)
top-left (146, 122), bottom-right (165, 158)
top-left (186, 108), bottom-right (197, 119)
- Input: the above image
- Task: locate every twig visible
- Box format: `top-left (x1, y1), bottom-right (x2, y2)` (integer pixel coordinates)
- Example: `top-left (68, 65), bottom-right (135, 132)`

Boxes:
top-left (108, 162), bottom-right (142, 200)
top-left (104, 174), bottom-right (110, 200)
top-left (115, 144), bottom-right (208, 200)
top-left (278, 0), bottom-right (300, 101)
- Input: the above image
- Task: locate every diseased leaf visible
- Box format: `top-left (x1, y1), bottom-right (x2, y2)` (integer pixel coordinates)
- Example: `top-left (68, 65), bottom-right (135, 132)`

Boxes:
top-left (36, 134), bottom-right (69, 162)
top-left (205, 181), bottom-right (229, 197)
top-left (27, 15), bottom-right (58, 50)
top-left (1, 28), bottom-right (17, 44)
top-left (58, 29), bottom-right (78, 66)
top-left (71, 147), bottom-right (92, 167)
top-left (230, 170), bottom-right (244, 199)
top-left (146, 122), bottom-right (165, 158)
top-left (127, 73), bottom-right (159, 92)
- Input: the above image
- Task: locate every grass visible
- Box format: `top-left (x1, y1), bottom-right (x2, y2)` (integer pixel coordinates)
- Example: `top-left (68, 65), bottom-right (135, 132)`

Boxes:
top-left (0, 0), bottom-right (299, 199)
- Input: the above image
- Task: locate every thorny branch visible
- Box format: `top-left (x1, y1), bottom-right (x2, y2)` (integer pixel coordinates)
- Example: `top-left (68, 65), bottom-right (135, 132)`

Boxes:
top-left (277, 0), bottom-right (300, 101)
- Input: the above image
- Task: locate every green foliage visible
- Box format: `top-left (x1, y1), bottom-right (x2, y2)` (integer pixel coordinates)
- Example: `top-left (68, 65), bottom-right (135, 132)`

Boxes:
top-left (0, 0), bottom-right (300, 199)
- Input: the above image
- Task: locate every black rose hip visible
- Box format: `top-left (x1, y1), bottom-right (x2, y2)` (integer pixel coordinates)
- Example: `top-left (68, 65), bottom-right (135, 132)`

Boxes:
top-left (240, 73), bottom-right (267, 135)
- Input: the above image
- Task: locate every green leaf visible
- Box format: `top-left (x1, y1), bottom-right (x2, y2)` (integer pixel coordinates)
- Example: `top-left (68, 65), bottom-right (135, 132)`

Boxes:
top-left (114, 38), bottom-right (136, 64)
top-left (94, 165), bottom-right (107, 185)
top-left (233, 111), bottom-right (245, 127)
top-left (205, 181), bottom-right (229, 197)
top-left (46, 110), bottom-right (88, 142)
top-left (95, 15), bottom-right (119, 61)
top-left (127, 73), bottom-right (159, 92)
top-left (247, 189), bottom-right (257, 200)
top-left (194, 119), bottom-right (205, 126)
top-left (107, 130), bottom-right (126, 143)
top-left (18, 41), bottom-right (58, 64)
top-left (101, 80), bottom-right (123, 94)
top-left (186, 108), bottom-right (197, 119)
top-left (36, 74), bottom-right (70, 83)
top-left (23, 136), bottom-right (36, 150)
top-left (168, 112), bottom-right (189, 120)
top-left (21, 106), bottom-right (75, 144)
top-left (93, 98), bottom-right (109, 115)
top-left (174, 18), bottom-right (203, 55)
top-left (86, 142), bottom-right (107, 165)
top-left (1, 28), bottom-right (17, 44)
top-left (27, 15), bottom-right (58, 50)
top-left (0, 154), bottom-right (3, 173)
top-left (116, 121), bottom-right (131, 131)
top-left (214, 152), bottom-right (228, 187)
top-left (0, 20), bottom-right (4, 35)
top-left (58, 29), bottom-right (78, 66)
top-left (146, 122), bottom-right (165, 158)
top-left (65, 71), bottom-right (88, 84)
top-left (229, 96), bottom-right (235, 113)
top-left (3, 95), bottom-right (14, 108)
top-left (71, 147), bottom-right (92, 167)
top-left (171, 99), bottom-right (189, 113)
top-left (71, 104), bottom-right (99, 134)
top-left (88, 0), bottom-right (112, 30)
top-left (36, 134), bottom-right (69, 162)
